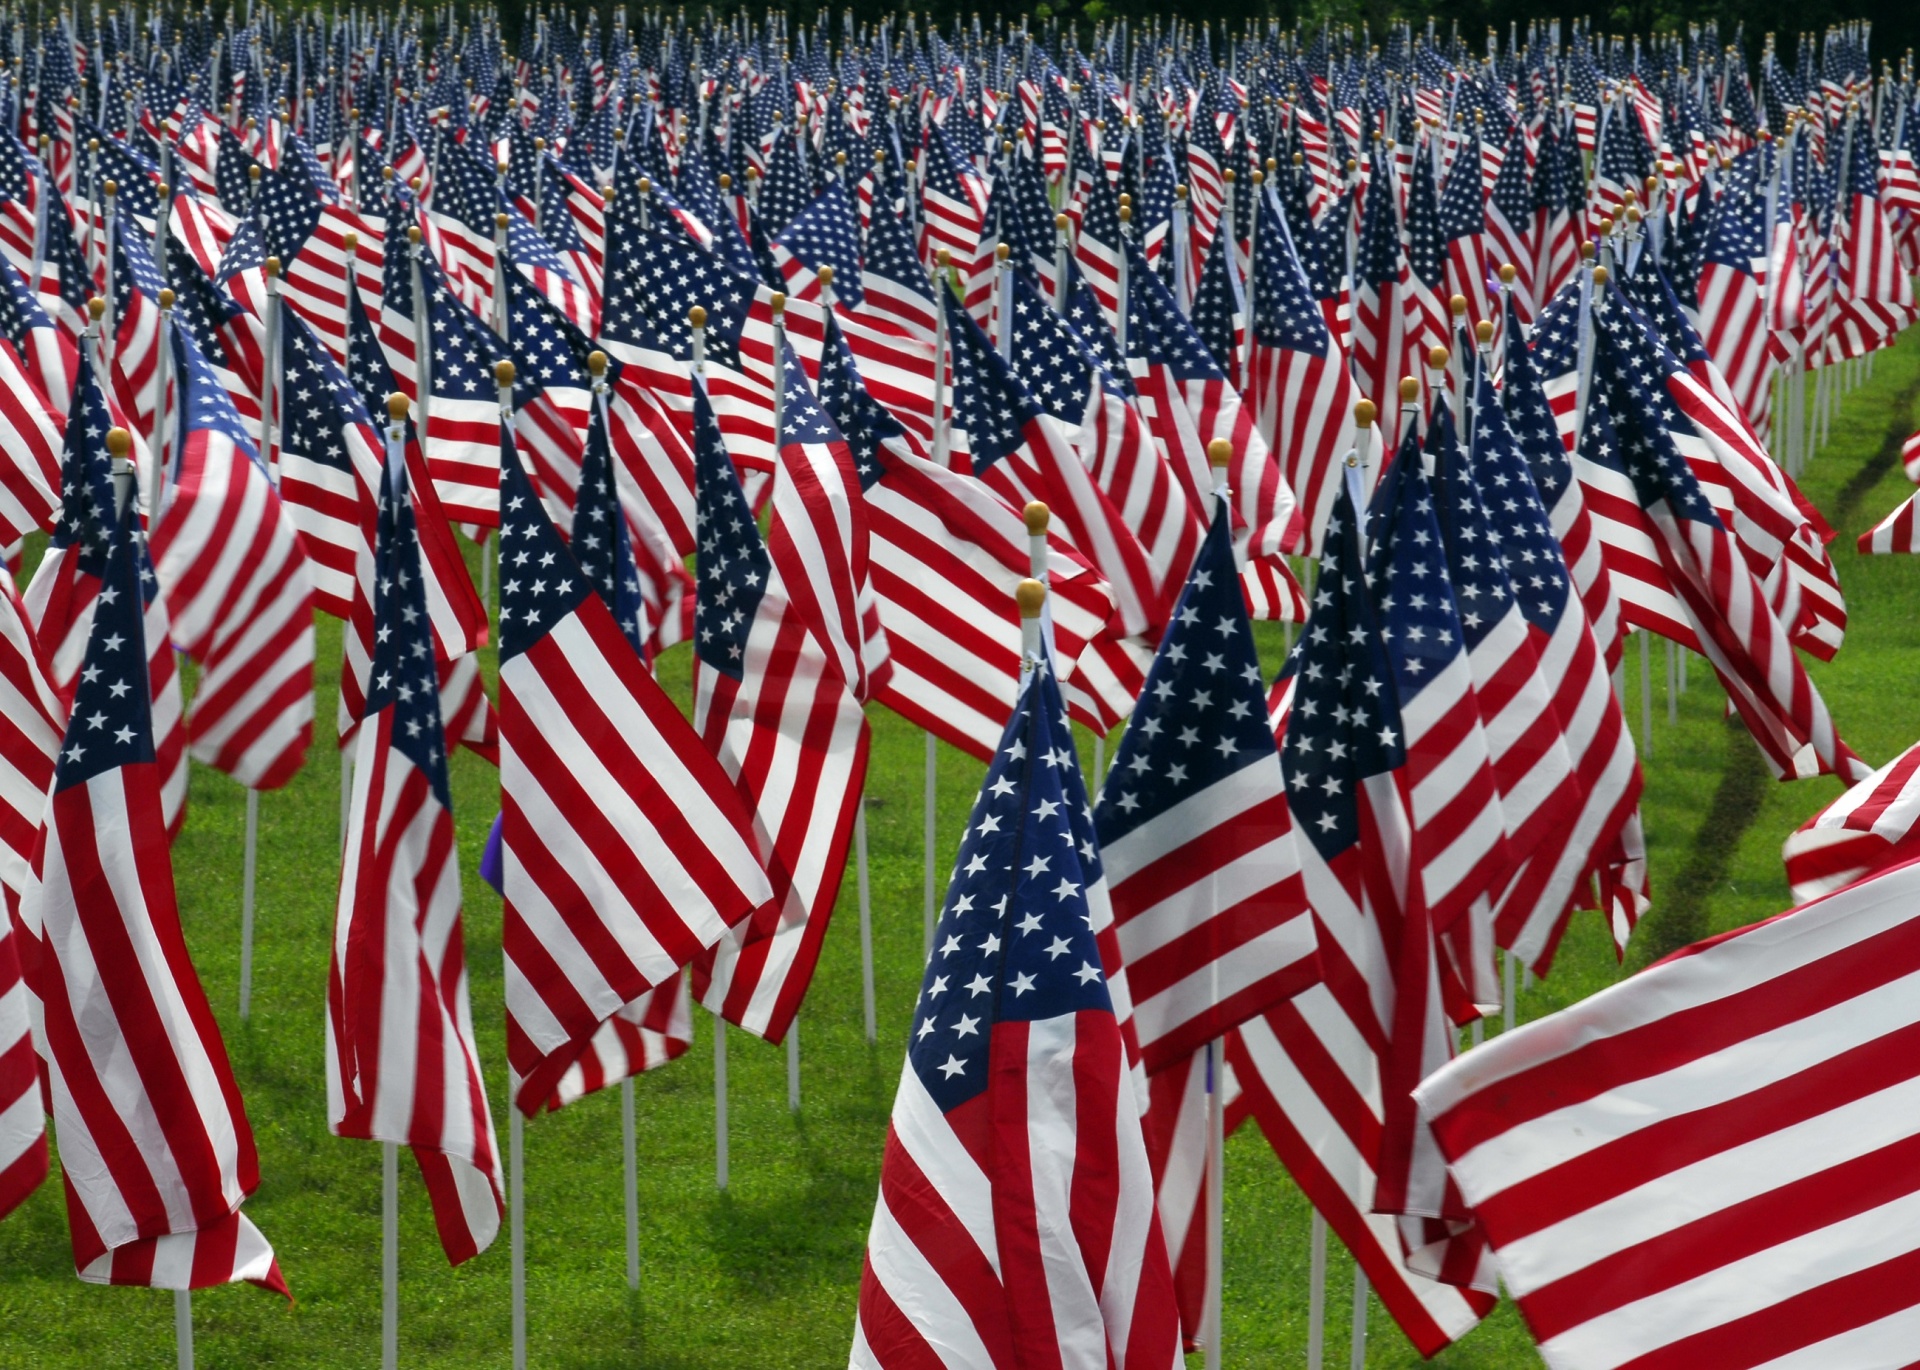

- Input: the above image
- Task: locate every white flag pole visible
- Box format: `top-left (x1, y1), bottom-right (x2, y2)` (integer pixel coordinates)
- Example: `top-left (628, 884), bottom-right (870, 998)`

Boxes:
top-left (174, 1289), bottom-right (194, 1370)
top-left (239, 254), bottom-right (283, 1024)
top-left (509, 1105), bottom-right (526, 1370)
top-left (1201, 1038), bottom-right (1226, 1370)
top-left (924, 730), bottom-right (938, 958)
top-left (381, 1140), bottom-right (398, 1370)
top-left (622, 1076), bottom-right (639, 1290)
top-left (1305, 1212), bottom-right (1328, 1370)
top-left (856, 796), bottom-right (876, 1045)
top-left (1348, 1266), bottom-right (1370, 1370)
top-left (786, 1018), bottom-right (801, 1113)
top-left (712, 1009), bottom-right (729, 1190)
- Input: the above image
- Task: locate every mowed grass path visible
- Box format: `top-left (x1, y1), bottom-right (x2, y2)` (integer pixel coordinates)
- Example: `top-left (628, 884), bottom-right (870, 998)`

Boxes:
top-left (4, 332), bottom-right (1919, 1367)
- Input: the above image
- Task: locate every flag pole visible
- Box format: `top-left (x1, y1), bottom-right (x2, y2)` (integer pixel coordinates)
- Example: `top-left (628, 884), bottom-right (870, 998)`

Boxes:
top-left (1348, 1265), bottom-right (1369, 1370)
top-left (856, 796), bottom-right (876, 1045)
top-left (238, 254), bottom-right (282, 1025)
top-left (712, 1009), bottom-right (729, 1190)
top-left (174, 1289), bottom-right (194, 1370)
top-left (769, 289), bottom-right (800, 1111)
top-left (622, 1070), bottom-right (640, 1290)
top-left (925, 250), bottom-right (952, 961)
top-left (381, 1140), bottom-right (398, 1370)
top-left (1306, 1211), bottom-right (1328, 1370)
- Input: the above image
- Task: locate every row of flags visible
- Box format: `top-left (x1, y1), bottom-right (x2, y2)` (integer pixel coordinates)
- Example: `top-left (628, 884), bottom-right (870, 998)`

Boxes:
top-left (0, 6), bottom-right (1914, 1368)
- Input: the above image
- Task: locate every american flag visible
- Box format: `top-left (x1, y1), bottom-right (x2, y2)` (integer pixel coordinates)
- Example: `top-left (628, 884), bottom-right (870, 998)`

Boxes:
top-left (168, 254), bottom-right (269, 446)
top-left (1093, 491), bottom-right (1315, 1072)
top-left (0, 259), bottom-right (65, 546)
top-left (685, 377), bottom-right (868, 1044)
top-left (1697, 165), bottom-right (1777, 436)
top-left (1784, 737), bottom-right (1920, 902)
top-left (105, 225), bottom-right (166, 444)
top-left (1833, 115), bottom-right (1916, 359)
top-left (771, 179), bottom-right (864, 309)
top-left (1402, 147), bottom-right (1451, 369)
top-left (1237, 475), bottom-right (1497, 1353)
top-left (1586, 304), bottom-right (1866, 782)
top-left (1351, 150), bottom-right (1414, 451)
top-left (855, 175), bottom-right (939, 340)
top-left (1531, 120), bottom-right (1581, 315)
top-left (496, 418), bottom-right (772, 1112)
top-left (1484, 126), bottom-right (1534, 323)
top-left (1438, 135), bottom-right (1492, 329)
top-left (918, 121), bottom-right (989, 285)
top-left (21, 495), bottom-right (286, 1296)
top-left (24, 356), bottom-right (187, 836)
top-left (329, 452), bottom-right (504, 1266)
top-left (0, 574), bottom-right (56, 1224)
top-left (1072, 160), bottom-right (1127, 328)
top-left (1416, 852), bottom-right (1920, 1370)
top-left (1467, 356), bottom-right (1644, 972)
top-left (150, 325), bottom-right (315, 791)
top-left (423, 132), bottom-right (504, 303)
top-left (0, 246), bottom-right (78, 417)
top-left (850, 653), bottom-right (1180, 1369)
top-left (1243, 188), bottom-right (1355, 557)
top-left (381, 214), bottom-right (515, 526)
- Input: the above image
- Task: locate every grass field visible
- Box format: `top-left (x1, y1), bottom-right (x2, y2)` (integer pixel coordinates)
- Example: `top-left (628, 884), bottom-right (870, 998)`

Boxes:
top-left (4, 332), bottom-right (1919, 1368)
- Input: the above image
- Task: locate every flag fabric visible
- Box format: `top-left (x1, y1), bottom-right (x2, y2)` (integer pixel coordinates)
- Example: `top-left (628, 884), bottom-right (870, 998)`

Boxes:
top-left (329, 453), bottom-right (504, 1266)
top-left (1784, 738), bottom-right (1920, 903)
top-left (1696, 165), bottom-right (1778, 441)
top-left (1416, 852), bottom-right (1920, 1370)
top-left (1233, 473), bottom-right (1496, 1352)
top-left (1351, 150), bottom-right (1413, 451)
top-left (1093, 493), bottom-right (1314, 1073)
top-left (850, 650), bottom-right (1181, 1370)
top-left (150, 324), bottom-right (315, 790)
top-left (1832, 114), bottom-right (1916, 358)
top-left (686, 379), bottom-right (868, 1044)
top-left (19, 494), bottom-right (285, 1295)
top-left (496, 421), bottom-right (773, 1113)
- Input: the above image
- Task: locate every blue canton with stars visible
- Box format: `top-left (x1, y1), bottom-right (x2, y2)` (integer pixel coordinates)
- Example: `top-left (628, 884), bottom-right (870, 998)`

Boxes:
top-left (364, 457), bottom-right (454, 811)
top-left (1464, 367), bottom-right (1575, 632)
top-left (911, 663), bottom-right (1113, 1113)
top-left (776, 341), bottom-right (847, 451)
top-left (279, 302), bottom-right (371, 475)
top-left (498, 424), bottom-right (594, 661)
top-left (51, 359), bottom-right (120, 576)
top-left (504, 264), bottom-right (593, 393)
top-left (816, 311), bottom-right (907, 491)
top-left (1404, 151), bottom-right (1445, 293)
top-left (1427, 406), bottom-right (1522, 650)
top-left (1357, 149), bottom-right (1405, 294)
top-left (1006, 270), bottom-right (1106, 424)
top-left (1591, 314), bottom-right (1725, 529)
top-left (172, 324), bottom-right (265, 474)
top-left (605, 227), bottom-right (755, 369)
top-left (1365, 428), bottom-right (1473, 707)
top-left (861, 186), bottom-right (933, 304)
top-left (573, 397), bottom-right (650, 655)
top-left (55, 495), bottom-right (154, 791)
top-left (1189, 229), bottom-right (1244, 379)
top-left (1123, 239), bottom-right (1222, 383)
top-left (1250, 188), bottom-right (1330, 358)
top-left (945, 289), bottom-right (1042, 475)
top-left (1279, 477), bottom-right (1405, 863)
top-left (690, 380), bottom-right (770, 679)
top-left (1094, 497), bottom-right (1279, 846)
top-left (1437, 138), bottom-right (1486, 250)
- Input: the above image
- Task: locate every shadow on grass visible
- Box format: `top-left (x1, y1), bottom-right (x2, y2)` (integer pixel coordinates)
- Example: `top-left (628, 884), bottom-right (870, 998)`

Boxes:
top-left (1831, 367), bottom-right (1920, 531)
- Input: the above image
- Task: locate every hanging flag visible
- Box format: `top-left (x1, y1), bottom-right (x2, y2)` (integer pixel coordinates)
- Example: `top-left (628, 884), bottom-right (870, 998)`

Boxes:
top-left (21, 492), bottom-right (286, 1295)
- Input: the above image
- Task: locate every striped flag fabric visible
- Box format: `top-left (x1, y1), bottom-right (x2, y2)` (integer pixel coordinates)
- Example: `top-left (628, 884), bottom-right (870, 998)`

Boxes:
top-left (1832, 113), bottom-right (1916, 359)
top-left (850, 649), bottom-right (1181, 1370)
top-left (1093, 492), bottom-right (1315, 1073)
top-left (1784, 738), bottom-right (1920, 903)
top-left (1352, 149), bottom-right (1414, 451)
top-left (686, 378), bottom-right (868, 1044)
top-left (1416, 851), bottom-right (1920, 1370)
top-left (496, 420), bottom-right (773, 1113)
top-left (19, 494), bottom-right (285, 1295)
top-left (330, 450), bottom-right (504, 1266)
top-left (150, 324), bottom-right (315, 791)
top-left (1244, 472), bottom-right (1497, 1351)
top-left (1696, 166), bottom-right (1777, 443)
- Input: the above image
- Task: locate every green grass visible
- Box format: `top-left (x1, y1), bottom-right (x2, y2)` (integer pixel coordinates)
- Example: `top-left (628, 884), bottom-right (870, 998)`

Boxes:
top-left (4, 333), bottom-right (1920, 1367)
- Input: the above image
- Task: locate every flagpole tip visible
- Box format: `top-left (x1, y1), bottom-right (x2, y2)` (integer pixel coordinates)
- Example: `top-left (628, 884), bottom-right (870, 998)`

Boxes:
top-left (1399, 376), bottom-right (1420, 403)
top-left (495, 360), bottom-right (516, 387)
top-left (1016, 577), bottom-right (1047, 618)
top-left (1427, 345), bottom-right (1449, 369)
top-left (1499, 263), bottom-right (1517, 284)
top-left (769, 291), bottom-right (786, 314)
top-left (1207, 439), bottom-right (1233, 469)
top-left (587, 350), bottom-right (608, 378)
top-left (1449, 293), bottom-right (1467, 318)
top-left (817, 265), bottom-right (835, 287)
top-left (106, 428), bottom-right (130, 459)
top-left (689, 306), bottom-right (708, 329)
top-left (387, 392), bottom-right (411, 423)
top-left (1023, 501), bottom-right (1051, 535)
top-left (1592, 265), bottom-right (1610, 286)
top-left (996, 243), bottom-right (1011, 262)
top-left (1354, 399), bottom-right (1377, 428)
top-left (344, 232), bottom-right (358, 251)
top-left (1580, 241), bottom-right (1597, 261)
top-left (158, 289), bottom-right (175, 311)
top-left (1476, 320), bottom-right (1495, 345)
top-left (264, 256), bottom-right (281, 278)
top-left (88, 297), bottom-right (106, 321)
top-left (407, 225), bottom-right (422, 245)
top-left (936, 248), bottom-right (951, 267)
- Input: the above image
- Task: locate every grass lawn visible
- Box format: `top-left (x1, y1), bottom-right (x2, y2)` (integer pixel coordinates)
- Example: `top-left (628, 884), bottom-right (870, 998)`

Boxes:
top-left (4, 331), bottom-right (1919, 1368)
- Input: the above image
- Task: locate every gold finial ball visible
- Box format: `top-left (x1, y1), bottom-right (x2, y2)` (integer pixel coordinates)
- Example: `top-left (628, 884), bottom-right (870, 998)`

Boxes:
top-left (719, 172), bottom-right (732, 189)
top-left (157, 181), bottom-right (169, 198)
top-left (1354, 399), bottom-right (1377, 428)
top-left (936, 247), bottom-right (952, 267)
top-left (1580, 241), bottom-right (1597, 261)
top-left (1592, 265), bottom-right (1610, 286)
top-left (387, 392), bottom-right (410, 422)
top-left (1023, 500), bottom-right (1050, 534)
top-left (817, 264), bottom-right (835, 286)
top-left (343, 231), bottom-right (359, 251)
top-left (248, 163), bottom-right (261, 181)
top-left (1599, 215), bottom-right (1615, 235)
top-left (639, 176), bottom-right (651, 194)
top-left (1449, 293), bottom-right (1467, 317)
top-left (1054, 212), bottom-right (1069, 231)
top-left (1015, 576), bottom-right (1047, 618)
top-left (158, 288), bottom-right (176, 310)
top-left (408, 226), bottom-right (422, 244)
top-left (1251, 169), bottom-right (1264, 185)
top-left (1622, 187), bottom-right (1638, 206)
top-left (102, 178), bottom-right (117, 196)
top-left (494, 360), bottom-right (516, 386)
top-left (1119, 204), bottom-right (1131, 222)
top-left (1207, 438), bottom-right (1233, 469)
top-left (996, 242), bottom-right (1011, 262)
top-left (1223, 168), bottom-right (1236, 183)
top-left (494, 211), bottom-right (509, 228)
top-left (769, 291), bottom-right (787, 313)
top-left (1499, 263), bottom-right (1517, 285)
top-left (264, 255), bottom-right (281, 277)
top-left (409, 175), bottom-right (423, 192)
top-left (689, 305), bottom-right (708, 329)
top-left (1428, 345), bottom-right (1450, 369)
top-left (88, 296), bottom-right (106, 320)
top-left (587, 350), bottom-right (608, 377)
top-left (106, 427), bottom-right (130, 458)
top-left (1475, 320), bottom-right (1495, 345)
top-left (1399, 375), bottom-right (1421, 403)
